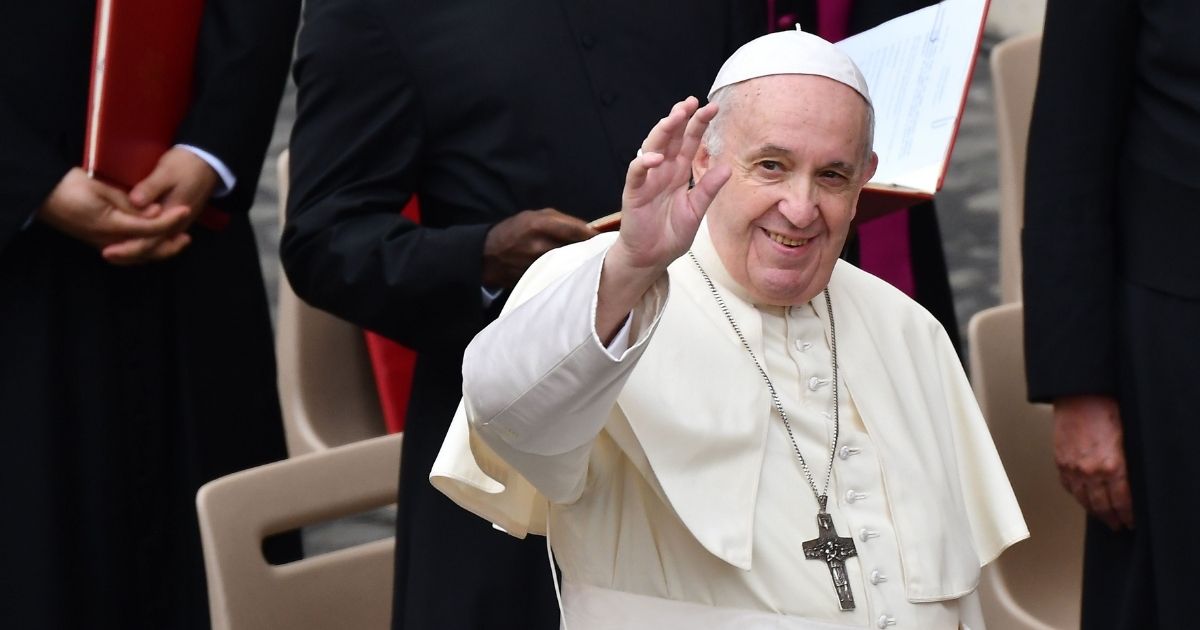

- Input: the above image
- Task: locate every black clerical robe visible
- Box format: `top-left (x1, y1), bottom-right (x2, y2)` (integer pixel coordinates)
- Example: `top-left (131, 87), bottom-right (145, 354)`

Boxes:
top-left (282, 1), bottom-right (762, 628)
top-left (0, 1), bottom-right (299, 627)
top-left (1024, 1), bottom-right (1200, 628)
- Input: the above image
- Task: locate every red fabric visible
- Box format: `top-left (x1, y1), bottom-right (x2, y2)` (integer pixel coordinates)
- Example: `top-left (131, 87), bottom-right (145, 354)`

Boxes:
top-left (363, 196), bottom-right (422, 433)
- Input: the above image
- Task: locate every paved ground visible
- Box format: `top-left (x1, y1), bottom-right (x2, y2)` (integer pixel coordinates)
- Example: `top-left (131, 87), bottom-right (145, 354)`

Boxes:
top-left (247, 40), bottom-right (1007, 554)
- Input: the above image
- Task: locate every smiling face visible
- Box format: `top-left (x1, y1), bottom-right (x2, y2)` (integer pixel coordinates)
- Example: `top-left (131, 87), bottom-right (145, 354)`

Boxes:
top-left (694, 74), bottom-right (877, 306)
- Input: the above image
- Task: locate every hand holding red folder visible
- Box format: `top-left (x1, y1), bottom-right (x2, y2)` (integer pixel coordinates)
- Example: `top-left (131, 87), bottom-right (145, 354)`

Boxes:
top-left (98, 147), bottom-right (220, 264)
top-left (81, 0), bottom-right (213, 264)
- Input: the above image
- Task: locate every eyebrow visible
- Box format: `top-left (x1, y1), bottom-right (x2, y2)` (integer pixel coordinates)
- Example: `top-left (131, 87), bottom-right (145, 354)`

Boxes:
top-left (749, 144), bottom-right (793, 158)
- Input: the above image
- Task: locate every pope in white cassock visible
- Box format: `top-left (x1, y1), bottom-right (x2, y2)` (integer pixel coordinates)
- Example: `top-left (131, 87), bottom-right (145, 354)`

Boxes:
top-left (431, 28), bottom-right (1028, 630)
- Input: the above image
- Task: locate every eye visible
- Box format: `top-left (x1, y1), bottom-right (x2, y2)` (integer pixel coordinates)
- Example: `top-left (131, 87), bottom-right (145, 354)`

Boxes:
top-left (818, 169), bottom-right (851, 186)
top-left (755, 160), bottom-right (785, 174)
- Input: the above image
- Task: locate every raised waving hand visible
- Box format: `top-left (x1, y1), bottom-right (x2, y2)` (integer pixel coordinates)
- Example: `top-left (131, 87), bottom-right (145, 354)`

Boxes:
top-left (596, 97), bottom-right (731, 340)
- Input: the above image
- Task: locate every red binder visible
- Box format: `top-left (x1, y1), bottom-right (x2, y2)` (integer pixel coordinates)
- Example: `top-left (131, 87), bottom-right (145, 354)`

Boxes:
top-left (83, 0), bottom-right (206, 189)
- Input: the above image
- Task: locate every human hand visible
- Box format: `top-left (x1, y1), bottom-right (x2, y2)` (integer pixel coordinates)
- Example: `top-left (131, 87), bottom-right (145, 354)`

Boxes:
top-left (606, 96), bottom-right (731, 275)
top-left (37, 167), bottom-right (193, 258)
top-left (103, 147), bottom-right (221, 264)
top-left (482, 208), bottom-right (597, 289)
top-left (1053, 395), bottom-right (1134, 530)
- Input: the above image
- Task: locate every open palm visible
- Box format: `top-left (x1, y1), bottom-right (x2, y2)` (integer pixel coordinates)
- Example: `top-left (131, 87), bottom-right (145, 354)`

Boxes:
top-left (615, 97), bottom-right (731, 271)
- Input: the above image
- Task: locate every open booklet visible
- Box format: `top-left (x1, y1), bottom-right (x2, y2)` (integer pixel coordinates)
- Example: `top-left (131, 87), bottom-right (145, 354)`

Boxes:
top-left (589, 0), bottom-right (991, 231)
top-left (840, 0), bottom-right (991, 221)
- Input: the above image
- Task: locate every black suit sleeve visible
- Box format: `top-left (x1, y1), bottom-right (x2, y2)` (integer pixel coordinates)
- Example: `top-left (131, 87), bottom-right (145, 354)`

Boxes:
top-left (281, 0), bottom-right (493, 351)
top-left (174, 0), bottom-right (300, 215)
top-left (1021, 0), bottom-right (1138, 402)
top-left (0, 96), bottom-right (73, 253)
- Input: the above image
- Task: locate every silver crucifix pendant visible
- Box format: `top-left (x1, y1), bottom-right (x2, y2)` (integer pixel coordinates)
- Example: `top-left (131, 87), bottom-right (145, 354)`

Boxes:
top-left (801, 496), bottom-right (858, 611)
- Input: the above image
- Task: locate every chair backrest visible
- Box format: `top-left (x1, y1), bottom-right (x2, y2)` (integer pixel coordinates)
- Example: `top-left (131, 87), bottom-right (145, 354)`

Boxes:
top-left (968, 303), bottom-right (1084, 630)
top-left (275, 150), bottom-right (387, 456)
top-left (197, 432), bottom-right (403, 630)
top-left (991, 33), bottom-right (1042, 304)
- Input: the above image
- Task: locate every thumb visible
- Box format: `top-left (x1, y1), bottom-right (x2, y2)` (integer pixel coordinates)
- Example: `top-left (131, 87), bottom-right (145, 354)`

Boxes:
top-left (688, 163), bottom-right (731, 217)
top-left (130, 165), bottom-right (173, 207)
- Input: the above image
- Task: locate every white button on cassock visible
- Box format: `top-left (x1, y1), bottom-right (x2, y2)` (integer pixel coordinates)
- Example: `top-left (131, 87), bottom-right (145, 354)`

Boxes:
top-left (859, 528), bottom-right (880, 542)
top-left (838, 445), bottom-right (861, 460)
top-left (845, 490), bottom-right (869, 503)
top-left (877, 615), bottom-right (897, 628)
top-left (869, 569), bottom-right (887, 585)
top-left (807, 376), bottom-right (829, 391)
top-left (794, 339), bottom-right (813, 352)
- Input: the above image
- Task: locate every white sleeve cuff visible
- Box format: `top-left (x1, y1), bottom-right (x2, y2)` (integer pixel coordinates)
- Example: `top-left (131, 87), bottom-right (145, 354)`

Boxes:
top-left (176, 144), bottom-right (236, 198)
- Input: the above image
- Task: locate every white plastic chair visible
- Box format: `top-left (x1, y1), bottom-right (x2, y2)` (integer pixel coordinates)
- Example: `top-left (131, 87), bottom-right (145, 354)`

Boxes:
top-left (990, 33), bottom-right (1042, 304)
top-left (197, 432), bottom-right (402, 629)
top-left (275, 150), bottom-right (387, 456)
top-left (969, 302), bottom-right (1084, 629)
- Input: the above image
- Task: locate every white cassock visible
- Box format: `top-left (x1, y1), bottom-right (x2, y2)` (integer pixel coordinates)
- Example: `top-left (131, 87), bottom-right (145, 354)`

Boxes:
top-left (431, 224), bottom-right (1028, 630)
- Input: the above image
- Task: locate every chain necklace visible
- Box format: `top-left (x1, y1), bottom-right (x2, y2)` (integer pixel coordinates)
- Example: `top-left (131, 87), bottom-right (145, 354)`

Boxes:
top-left (687, 251), bottom-right (859, 611)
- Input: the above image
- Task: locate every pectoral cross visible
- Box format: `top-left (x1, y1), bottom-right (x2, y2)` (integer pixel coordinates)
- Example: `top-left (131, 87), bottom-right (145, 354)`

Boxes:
top-left (802, 497), bottom-right (858, 611)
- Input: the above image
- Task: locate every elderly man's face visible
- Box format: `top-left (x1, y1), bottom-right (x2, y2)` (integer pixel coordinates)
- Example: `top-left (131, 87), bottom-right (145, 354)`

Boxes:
top-left (694, 74), bottom-right (876, 306)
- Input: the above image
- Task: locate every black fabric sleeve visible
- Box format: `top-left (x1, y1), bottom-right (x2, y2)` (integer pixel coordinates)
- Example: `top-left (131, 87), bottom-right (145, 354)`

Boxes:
top-left (0, 95), bottom-right (73, 254)
top-left (281, 0), bottom-right (493, 351)
top-left (174, 0), bottom-right (300, 215)
top-left (1021, 0), bottom-right (1138, 403)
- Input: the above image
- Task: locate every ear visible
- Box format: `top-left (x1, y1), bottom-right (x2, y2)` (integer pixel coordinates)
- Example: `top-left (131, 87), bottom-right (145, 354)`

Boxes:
top-left (862, 151), bottom-right (879, 185)
top-left (692, 143), bottom-right (713, 184)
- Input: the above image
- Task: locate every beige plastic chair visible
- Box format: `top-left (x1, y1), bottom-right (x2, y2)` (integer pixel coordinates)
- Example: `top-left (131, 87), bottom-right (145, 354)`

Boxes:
top-left (969, 302), bottom-right (1084, 630)
top-left (991, 33), bottom-right (1043, 304)
top-left (275, 150), bottom-right (388, 456)
top-left (197, 432), bottom-right (403, 630)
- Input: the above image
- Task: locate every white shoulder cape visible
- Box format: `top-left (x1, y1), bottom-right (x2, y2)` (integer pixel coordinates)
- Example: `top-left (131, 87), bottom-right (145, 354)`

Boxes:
top-left (431, 233), bottom-right (1028, 602)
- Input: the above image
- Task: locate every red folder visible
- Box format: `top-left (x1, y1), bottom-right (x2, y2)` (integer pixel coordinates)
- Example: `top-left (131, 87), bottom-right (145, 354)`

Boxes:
top-left (83, 0), bottom-right (206, 189)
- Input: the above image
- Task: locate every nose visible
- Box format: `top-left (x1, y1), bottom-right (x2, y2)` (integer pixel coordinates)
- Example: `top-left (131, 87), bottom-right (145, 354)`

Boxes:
top-left (776, 177), bottom-right (820, 227)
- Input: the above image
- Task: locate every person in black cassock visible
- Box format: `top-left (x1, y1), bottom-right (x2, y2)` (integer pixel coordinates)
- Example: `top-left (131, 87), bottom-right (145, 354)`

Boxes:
top-left (1024, 1), bottom-right (1200, 628)
top-left (0, 0), bottom-right (299, 627)
top-left (281, 1), bottom-right (762, 627)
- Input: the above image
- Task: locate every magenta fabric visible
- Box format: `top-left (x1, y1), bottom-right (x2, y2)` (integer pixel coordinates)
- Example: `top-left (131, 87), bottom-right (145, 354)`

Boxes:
top-left (856, 210), bottom-right (916, 295)
top-left (815, 0), bottom-right (852, 42)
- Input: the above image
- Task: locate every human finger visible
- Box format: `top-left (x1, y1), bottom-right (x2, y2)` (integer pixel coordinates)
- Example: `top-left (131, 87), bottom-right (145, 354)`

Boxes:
top-left (1059, 469), bottom-right (1089, 512)
top-left (145, 232), bottom-right (193, 260)
top-left (101, 231), bottom-right (191, 265)
top-left (640, 98), bottom-right (696, 159)
top-left (688, 163), bottom-right (731, 216)
top-left (623, 151), bottom-right (666, 194)
top-left (1108, 475), bottom-right (1135, 529)
top-left (661, 97), bottom-right (700, 161)
top-left (535, 211), bottom-right (598, 244)
top-left (102, 236), bottom-right (166, 265)
top-left (1086, 481), bottom-right (1120, 530)
top-left (129, 165), bottom-right (174, 207)
top-left (101, 204), bottom-right (192, 239)
top-left (94, 181), bottom-right (141, 215)
top-left (678, 102), bottom-right (719, 163)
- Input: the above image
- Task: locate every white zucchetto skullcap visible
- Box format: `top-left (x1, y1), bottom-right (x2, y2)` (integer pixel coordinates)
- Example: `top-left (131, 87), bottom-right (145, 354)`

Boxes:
top-left (708, 25), bottom-right (870, 104)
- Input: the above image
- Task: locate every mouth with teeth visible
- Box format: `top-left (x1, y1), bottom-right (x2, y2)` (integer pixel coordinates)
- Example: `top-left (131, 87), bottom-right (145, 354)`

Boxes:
top-left (765, 229), bottom-right (809, 248)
